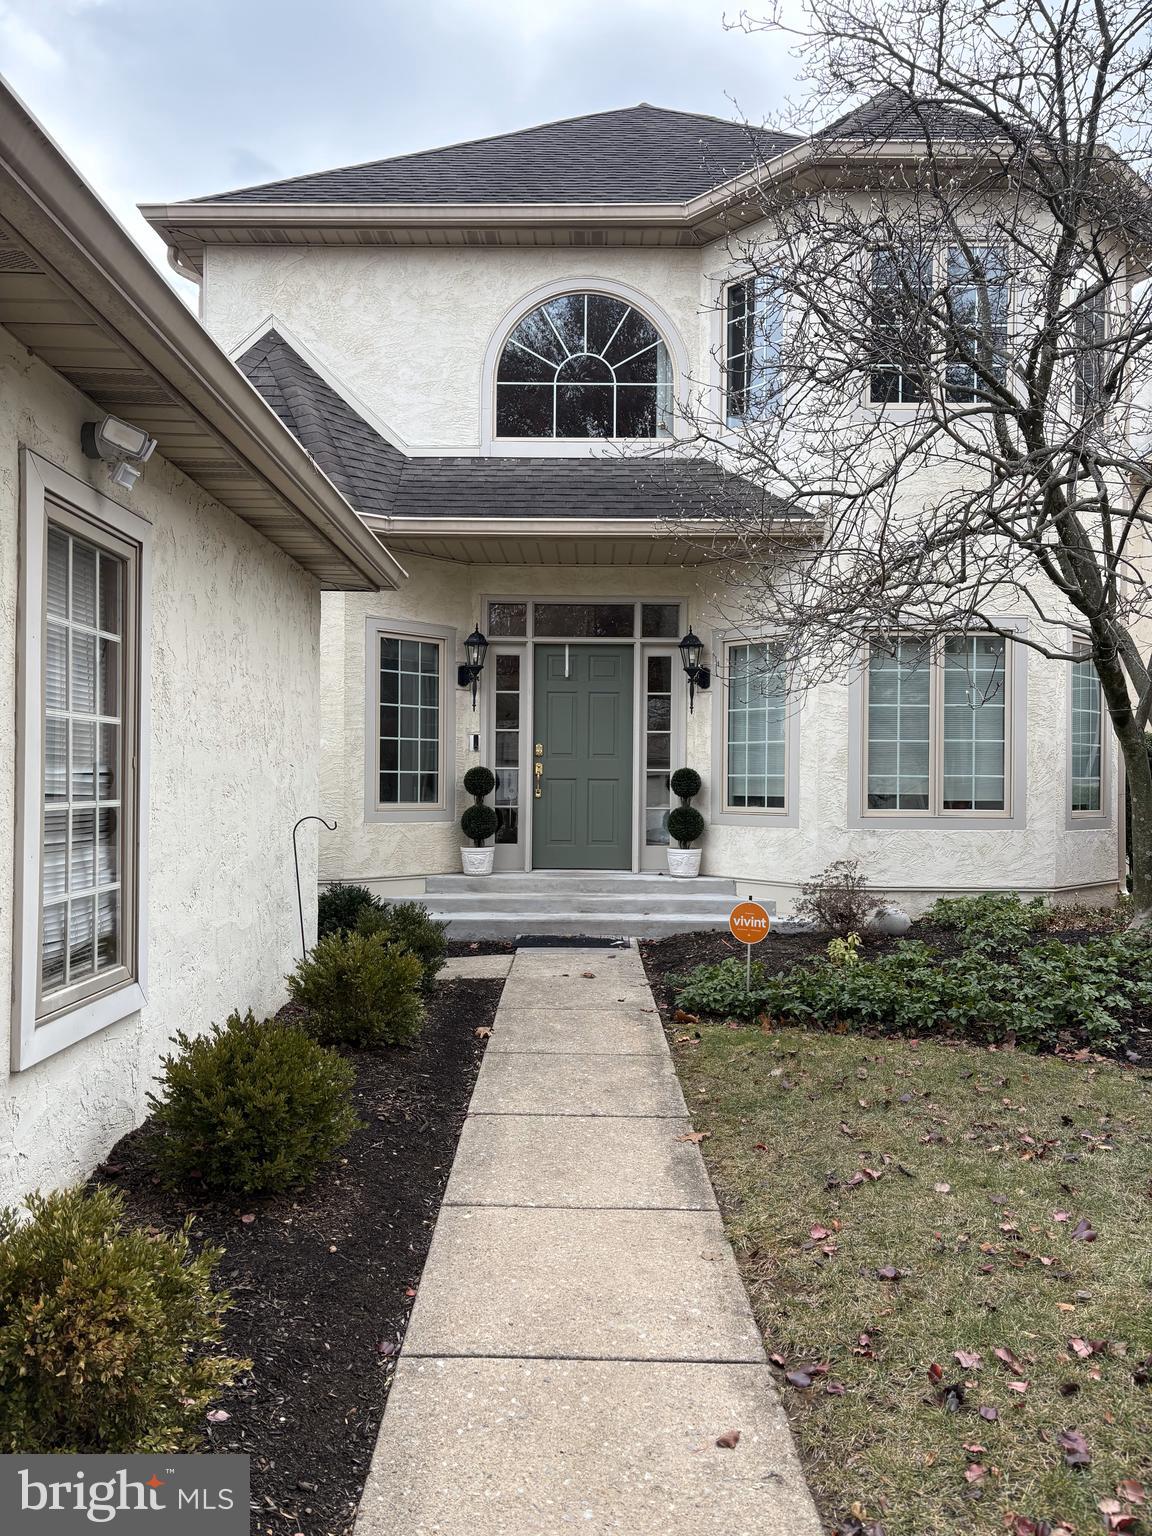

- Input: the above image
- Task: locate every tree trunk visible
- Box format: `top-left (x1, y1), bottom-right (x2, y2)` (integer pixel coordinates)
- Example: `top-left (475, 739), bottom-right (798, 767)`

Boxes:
top-left (1097, 649), bottom-right (1152, 927)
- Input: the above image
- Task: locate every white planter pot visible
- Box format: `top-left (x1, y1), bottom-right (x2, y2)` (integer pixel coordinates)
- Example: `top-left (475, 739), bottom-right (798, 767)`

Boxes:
top-left (667, 847), bottom-right (702, 878)
top-left (461, 846), bottom-right (494, 876)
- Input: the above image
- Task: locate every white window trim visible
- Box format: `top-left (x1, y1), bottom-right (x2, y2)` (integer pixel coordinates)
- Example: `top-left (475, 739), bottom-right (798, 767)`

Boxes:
top-left (847, 623), bottom-right (1029, 831)
top-left (478, 277), bottom-right (691, 457)
top-left (13, 450), bottom-right (152, 1071)
top-left (710, 630), bottom-right (800, 829)
top-left (1066, 640), bottom-right (1112, 830)
top-left (363, 615), bottom-right (457, 824)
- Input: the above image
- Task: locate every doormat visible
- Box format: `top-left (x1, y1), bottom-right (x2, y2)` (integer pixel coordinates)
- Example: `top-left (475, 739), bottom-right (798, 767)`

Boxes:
top-left (515, 935), bottom-right (630, 949)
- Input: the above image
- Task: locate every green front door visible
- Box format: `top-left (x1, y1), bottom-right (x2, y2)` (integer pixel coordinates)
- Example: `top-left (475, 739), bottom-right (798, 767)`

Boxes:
top-left (532, 645), bottom-right (634, 870)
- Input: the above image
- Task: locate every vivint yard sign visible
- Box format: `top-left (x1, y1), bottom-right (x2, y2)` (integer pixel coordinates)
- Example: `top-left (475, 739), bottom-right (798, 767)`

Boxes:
top-left (2, 1456), bottom-right (248, 1532)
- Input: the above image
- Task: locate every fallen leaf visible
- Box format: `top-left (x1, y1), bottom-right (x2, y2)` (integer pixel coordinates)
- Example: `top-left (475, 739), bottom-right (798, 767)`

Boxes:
top-left (1007, 1380), bottom-right (1030, 1394)
top-left (1058, 1427), bottom-right (1091, 1467)
top-left (206, 1409), bottom-right (230, 1423)
top-left (934, 1182), bottom-right (952, 1194)
top-left (715, 1429), bottom-right (740, 1449)
top-left (1117, 1479), bottom-right (1146, 1505)
top-left (240, 1213), bottom-right (256, 1224)
top-left (581, 971), bottom-right (596, 979)
top-left (1069, 1338), bottom-right (1094, 1359)
top-left (994, 1346), bottom-right (1024, 1372)
top-left (785, 1369), bottom-right (814, 1388)
top-left (676, 1130), bottom-right (711, 1144)
top-left (474, 1026), bottom-right (492, 1039)
top-left (954, 1350), bottom-right (983, 1370)
top-left (1070, 1217), bottom-right (1098, 1242)
top-left (964, 1463), bottom-right (986, 1484)
top-left (978, 1405), bottom-right (999, 1422)
top-left (876, 1265), bottom-right (904, 1281)
top-left (928, 1362), bottom-right (944, 1382)
top-left (674, 1008), bottom-right (699, 1025)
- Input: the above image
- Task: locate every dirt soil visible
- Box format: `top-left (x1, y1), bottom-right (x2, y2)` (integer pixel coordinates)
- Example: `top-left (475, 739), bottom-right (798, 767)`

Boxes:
top-left (90, 976), bottom-right (500, 1536)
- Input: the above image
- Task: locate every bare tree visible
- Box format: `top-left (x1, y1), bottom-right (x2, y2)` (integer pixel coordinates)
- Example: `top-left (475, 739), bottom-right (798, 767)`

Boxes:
top-left (675, 0), bottom-right (1152, 923)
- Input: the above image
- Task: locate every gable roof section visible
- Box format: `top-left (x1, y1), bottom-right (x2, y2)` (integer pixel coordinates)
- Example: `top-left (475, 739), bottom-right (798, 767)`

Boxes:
top-left (235, 327), bottom-right (790, 526)
top-left (818, 87), bottom-right (999, 145)
top-left (198, 105), bottom-right (801, 207)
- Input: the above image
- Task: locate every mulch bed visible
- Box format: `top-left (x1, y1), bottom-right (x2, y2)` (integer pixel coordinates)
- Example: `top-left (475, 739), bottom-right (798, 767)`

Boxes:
top-left (444, 938), bottom-right (515, 957)
top-left (90, 976), bottom-right (501, 1536)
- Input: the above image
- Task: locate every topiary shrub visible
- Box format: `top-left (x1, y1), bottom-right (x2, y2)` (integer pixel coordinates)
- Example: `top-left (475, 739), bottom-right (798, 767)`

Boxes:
top-left (317, 882), bottom-right (381, 940)
top-left (462, 802), bottom-right (499, 846)
top-left (669, 767), bottom-right (702, 802)
top-left (463, 765), bottom-right (496, 799)
top-left (355, 901), bottom-right (448, 991)
top-left (147, 1011), bottom-right (360, 1195)
top-left (0, 1186), bottom-right (243, 1453)
top-left (288, 931), bottom-right (425, 1048)
top-left (667, 804), bottom-right (705, 848)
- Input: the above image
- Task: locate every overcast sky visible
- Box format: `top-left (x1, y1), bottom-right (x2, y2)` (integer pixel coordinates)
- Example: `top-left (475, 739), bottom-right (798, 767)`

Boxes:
top-left (0, 0), bottom-right (807, 292)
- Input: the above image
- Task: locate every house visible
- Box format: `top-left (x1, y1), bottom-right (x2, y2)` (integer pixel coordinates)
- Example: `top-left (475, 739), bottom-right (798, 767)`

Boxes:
top-left (0, 82), bottom-right (403, 1203)
top-left (141, 103), bottom-right (1124, 933)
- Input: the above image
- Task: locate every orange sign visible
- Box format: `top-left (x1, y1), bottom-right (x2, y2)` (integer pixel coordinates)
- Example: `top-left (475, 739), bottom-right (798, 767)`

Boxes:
top-left (729, 900), bottom-right (771, 944)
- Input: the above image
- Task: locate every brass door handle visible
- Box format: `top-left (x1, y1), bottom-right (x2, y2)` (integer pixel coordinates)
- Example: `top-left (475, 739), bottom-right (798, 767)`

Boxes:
top-left (534, 761), bottom-right (543, 798)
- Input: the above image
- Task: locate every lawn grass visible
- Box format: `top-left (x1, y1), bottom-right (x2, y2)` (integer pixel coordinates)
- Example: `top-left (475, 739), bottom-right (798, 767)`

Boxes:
top-left (674, 1023), bottom-right (1152, 1535)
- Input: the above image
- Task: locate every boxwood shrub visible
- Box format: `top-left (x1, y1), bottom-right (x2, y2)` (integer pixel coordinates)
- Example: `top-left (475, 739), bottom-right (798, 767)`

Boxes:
top-left (0, 1186), bottom-right (242, 1453)
top-left (289, 931), bottom-right (425, 1048)
top-left (148, 1011), bottom-right (360, 1195)
top-left (317, 882), bottom-right (381, 940)
top-left (355, 900), bottom-right (448, 991)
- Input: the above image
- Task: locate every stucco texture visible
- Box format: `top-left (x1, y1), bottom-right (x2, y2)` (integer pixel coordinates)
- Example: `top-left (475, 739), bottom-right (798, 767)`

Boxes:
top-left (0, 324), bottom-right (321, 1203)
top-left (200, 238), bottom-right (1120, 911)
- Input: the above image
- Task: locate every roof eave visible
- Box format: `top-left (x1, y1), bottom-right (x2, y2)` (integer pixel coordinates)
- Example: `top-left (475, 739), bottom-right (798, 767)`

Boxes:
top-left (0, 79), bottom-right (404, 592)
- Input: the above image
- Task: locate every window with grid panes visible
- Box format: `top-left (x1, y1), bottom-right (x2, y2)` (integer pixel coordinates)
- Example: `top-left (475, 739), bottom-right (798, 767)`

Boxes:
top-left (1070, 651), bottom-right (1103, 813)
top-left (378, 635), bottom-right (441, 805)
top-left (493, 653), bottom-right (522, 843)
top-left (41, 520), bottom-right (132, 1011)
top-left (725, 642), bottom-right (787, 809)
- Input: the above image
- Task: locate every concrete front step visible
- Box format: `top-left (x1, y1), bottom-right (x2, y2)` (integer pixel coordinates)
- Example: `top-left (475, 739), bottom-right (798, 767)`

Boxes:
top-left (428, 892), bottom-right (740, 916)
top-left (426, 872), bottom-right (739, 897)
top-left (436, 912), bottom-right (739, 940)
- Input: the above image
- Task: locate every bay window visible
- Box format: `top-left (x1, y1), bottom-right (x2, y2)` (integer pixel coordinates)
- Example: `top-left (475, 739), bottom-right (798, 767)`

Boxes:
top-left (865, 634), bottom-right (1010, 816)
top-left (868, 248), bottom-right (931, 404)
top-left (1070, 650), bottom-right (1104, 816)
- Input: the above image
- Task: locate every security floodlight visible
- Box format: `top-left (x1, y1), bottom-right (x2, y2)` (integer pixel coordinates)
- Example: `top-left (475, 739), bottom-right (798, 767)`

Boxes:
top-left (81, 415), bottom-right (157, 487)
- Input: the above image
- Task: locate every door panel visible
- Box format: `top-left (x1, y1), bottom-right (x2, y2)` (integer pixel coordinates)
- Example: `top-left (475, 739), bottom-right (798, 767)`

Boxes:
top-left (533, 645), bottom-right (633, 869)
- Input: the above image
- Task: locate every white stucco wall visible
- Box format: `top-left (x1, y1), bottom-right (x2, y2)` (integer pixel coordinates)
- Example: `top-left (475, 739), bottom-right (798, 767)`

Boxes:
top-left (319, 560), bottom-right (1119, 910)
top-left (0, 324), bottom-right (321, 1203)
top-left (199, 237), bottom-right (1121, 913)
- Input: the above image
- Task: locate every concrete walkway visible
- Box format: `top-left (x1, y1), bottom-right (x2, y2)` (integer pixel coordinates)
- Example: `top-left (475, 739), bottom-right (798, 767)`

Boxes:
top-left (355, 944), bottom-right (821, 1536)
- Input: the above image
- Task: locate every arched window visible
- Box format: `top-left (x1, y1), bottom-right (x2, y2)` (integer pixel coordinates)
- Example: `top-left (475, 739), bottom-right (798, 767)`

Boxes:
top-left (495, 292), bottom-right (673, 439)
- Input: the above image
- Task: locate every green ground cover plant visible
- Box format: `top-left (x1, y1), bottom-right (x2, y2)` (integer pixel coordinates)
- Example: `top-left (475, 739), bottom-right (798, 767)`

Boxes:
top-left (149, 1011), bottom-right (359, 1195)
top-left (0, 1186), bottom-right (242, 1452)
top-left (672, 1024), bottom-right (1152, 1536)
top-left (675, 930), bottom-right (1152, 1052)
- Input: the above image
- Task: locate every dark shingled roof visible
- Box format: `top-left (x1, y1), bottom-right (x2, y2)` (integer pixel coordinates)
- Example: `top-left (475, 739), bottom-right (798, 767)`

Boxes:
top-left (819, 87), bottom-right (998, 145)
top-left (236, 329), bottom-right (788, 524)
top-left (198, 104), bottom-right (801, 206)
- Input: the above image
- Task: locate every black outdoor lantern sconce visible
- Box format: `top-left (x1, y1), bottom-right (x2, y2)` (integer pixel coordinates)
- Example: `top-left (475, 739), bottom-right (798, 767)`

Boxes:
top-left (678, 627), bottom-right (711, 713)
top-left (458, 626), bottom-right (489, 709)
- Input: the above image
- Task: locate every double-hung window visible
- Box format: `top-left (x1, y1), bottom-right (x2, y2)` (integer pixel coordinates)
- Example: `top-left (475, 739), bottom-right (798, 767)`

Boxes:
top-left (865, 634), bottom-right (1009, 815)
top-left (1070, 649), bottom-right (1104, 816)
top-left (15, 452), bottom-right (150, 1069)
top-left (1073, 286), bottom-right (1109, 417)
top-left (868, 247), bottom-right (931, 404)
top-left (725, 278), bottom-right (782, 424)
top-left (945, 245), bottom-right (1009, 402)
top-left (724, 641), bottom-right (788, 810)
top-left (366, 619), bottom-right (454, 821)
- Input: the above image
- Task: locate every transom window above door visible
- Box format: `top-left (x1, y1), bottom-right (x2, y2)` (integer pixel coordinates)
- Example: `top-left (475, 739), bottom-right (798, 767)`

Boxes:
top-left (486, 599), bottom-right (681, 639)
top-left (495, 293), bottom-right (673, 439)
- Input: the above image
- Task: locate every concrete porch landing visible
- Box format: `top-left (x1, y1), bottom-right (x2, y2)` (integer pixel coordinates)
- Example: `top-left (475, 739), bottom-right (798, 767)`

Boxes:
top-left (354, 944), bottom-right (821, 1536)
top-left (423, 870), bottom-right (748, 940)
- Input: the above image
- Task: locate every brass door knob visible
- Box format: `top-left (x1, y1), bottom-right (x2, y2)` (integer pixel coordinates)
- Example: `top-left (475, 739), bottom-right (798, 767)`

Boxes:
top-left (534, 760), bottom-right (543, 798)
